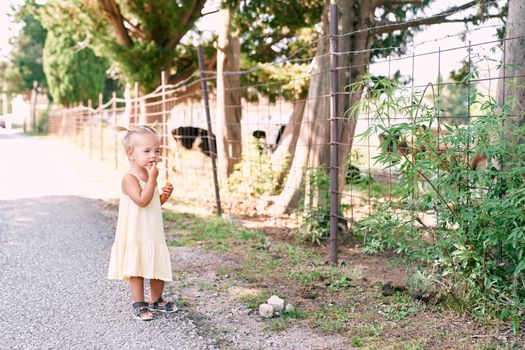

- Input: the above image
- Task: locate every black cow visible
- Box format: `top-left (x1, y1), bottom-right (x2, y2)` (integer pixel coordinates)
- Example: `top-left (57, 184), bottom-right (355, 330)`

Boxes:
top-left (171, 126), bottom-right (216, 157)
top-left (251, 125), bottom-right (287, 154)
top-left (252, 130), bottom-right (267, 153)
top-left (275, 125), bottom-right (286, 146)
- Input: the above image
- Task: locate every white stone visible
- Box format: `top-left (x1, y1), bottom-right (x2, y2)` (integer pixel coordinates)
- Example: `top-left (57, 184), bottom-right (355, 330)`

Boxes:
top-left (259, 303), bottom-right (274, 318)
top-left (267, 295), bottom-right (284, 312)
top-left (285, 303), bottom-right (294, 312)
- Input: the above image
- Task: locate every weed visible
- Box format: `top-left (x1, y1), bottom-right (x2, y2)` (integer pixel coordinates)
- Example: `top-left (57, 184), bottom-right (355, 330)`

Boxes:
top-left (287, 271), bottom-right (323, 284)
top-left (353, 73), bottom-right (525, 328)
top-left (312, 304), bottom-right (353, 334)
top-left (350, 336), bottom-right (364, 348)
top-left (401, 339), bottom-right (425, 350)
top-left (177, 299), bottom-right (190, 307)
top-left (264, 309), bottom-right (307, 332)
top-left (328, 276), bottom-right (352, 293)
top-left (238, 291), bottom-right (273, 310)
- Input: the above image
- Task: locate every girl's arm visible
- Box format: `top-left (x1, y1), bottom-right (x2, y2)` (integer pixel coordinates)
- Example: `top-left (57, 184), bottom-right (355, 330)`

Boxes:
top-left (122, 165), bottom-right (159, 207)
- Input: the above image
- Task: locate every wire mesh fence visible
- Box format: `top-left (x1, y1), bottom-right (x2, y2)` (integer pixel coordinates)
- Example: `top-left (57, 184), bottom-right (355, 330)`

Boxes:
top-left (47, 11), bottom-right (520, 265)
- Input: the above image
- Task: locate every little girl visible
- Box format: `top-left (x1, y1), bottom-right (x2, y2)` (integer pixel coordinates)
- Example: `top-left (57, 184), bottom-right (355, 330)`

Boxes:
top-left (108, 125), bottom-right (176, 321)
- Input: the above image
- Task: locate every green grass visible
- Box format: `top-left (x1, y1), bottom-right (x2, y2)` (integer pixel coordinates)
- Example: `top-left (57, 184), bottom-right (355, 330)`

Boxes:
top-left (377, 292), bottom-right (421, 321)
top-left (264, 309), bottom-right (308, 332)
top-left (161, 208), bottom-right (513, 348)
top-left (312, 304), bottom-right (354, 334)
top-left (238, 291), bottom-right (273, 311)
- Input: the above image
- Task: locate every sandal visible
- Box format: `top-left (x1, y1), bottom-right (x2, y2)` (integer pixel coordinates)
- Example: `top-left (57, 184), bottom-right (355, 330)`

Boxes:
top-left (149, 296), bottom-right (177, 313)
top-left (132, 301), bottom-right (153, 321)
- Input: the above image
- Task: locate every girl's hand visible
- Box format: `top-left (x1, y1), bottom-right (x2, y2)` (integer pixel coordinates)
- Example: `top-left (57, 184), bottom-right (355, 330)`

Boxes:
top-left (160, 182), bottom-right (173, 204)
top-left (147, 161), bottom-right (159, 180)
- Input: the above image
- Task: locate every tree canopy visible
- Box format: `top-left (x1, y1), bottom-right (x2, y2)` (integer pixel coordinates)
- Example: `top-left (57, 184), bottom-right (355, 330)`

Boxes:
top-left (40, 0), bottom-right (208, 93)
top-left (43, 30), bottom-right (108, 106)
top-left (2, 0), bottom-right (47, 94)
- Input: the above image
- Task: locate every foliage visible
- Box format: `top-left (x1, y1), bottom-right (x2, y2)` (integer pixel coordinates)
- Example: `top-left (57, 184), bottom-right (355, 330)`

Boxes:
top-left (40, 0), bottom-right (208, 93)
top-left (224, 0), bottom-right (324, 63)
top-left (223, 0), bottom-right (506, 104)
top-left (43, 30), bottom-right (108, 106)
top-left (354, 72), bottom-right (525, 331)
top-left (437, 59), bottom-right (481, 125)
top-left (227, 139), bottom-right (281, 196)
top-left (2, 0), bottom-right (47, 94)
top-left (296, 167), bottom-right (331, 244)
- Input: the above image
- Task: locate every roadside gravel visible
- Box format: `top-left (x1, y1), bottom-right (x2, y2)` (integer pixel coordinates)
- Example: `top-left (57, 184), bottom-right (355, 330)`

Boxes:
top-left (0, 195), bottom-right (222, 349)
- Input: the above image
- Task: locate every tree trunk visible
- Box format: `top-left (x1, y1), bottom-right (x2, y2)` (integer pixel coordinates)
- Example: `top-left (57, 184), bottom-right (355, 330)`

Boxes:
top-left (497, 0), bottom-right (525, 143)
top-left (216, 8), bottom-right (242, 180)
top-left (273, 0), bottom-right (373, 215)
top-left (270, 96), bottom-right (306, 188)
top-left (273, 2), bottom-right (330, 213)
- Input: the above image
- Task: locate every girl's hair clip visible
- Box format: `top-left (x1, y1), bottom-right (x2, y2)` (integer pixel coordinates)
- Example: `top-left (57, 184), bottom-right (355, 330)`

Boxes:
top-left (115, 126), bottom-right (129, 132)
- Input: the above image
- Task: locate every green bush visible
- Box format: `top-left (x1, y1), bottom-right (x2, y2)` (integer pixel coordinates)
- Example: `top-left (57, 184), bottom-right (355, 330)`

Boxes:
top-left (227, 139), bottom-right (280, 196)
top-left (354, 74), bottom-right (525, 331)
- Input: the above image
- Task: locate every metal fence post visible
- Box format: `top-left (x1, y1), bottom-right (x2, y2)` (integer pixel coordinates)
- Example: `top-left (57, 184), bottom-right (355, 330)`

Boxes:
top-left (329, 4), bottom-right (339, 265)
top-left (197, 45), bottom-right (222, 216)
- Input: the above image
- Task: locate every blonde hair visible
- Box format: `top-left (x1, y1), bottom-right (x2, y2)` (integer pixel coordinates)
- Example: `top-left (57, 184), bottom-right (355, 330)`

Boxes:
top-left (120, 125), bottom-right (159, 149)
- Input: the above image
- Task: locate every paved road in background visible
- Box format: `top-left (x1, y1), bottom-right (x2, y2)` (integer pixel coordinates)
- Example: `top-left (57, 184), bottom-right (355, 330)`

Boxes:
top-left (0, 131), bottom-right (219, 349)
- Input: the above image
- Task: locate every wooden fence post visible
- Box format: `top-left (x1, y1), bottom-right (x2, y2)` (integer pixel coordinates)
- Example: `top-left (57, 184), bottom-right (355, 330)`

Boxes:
top-left (112, 92), bottom-right (118, 169)
top-left (88, 99), bottom-right (93, 159)
top-left (134, 82), bottom-right (139, 125)
top-left (161, 71), bottom-right (169, 181)
top-left (99, 93), bottom-right (104, 161)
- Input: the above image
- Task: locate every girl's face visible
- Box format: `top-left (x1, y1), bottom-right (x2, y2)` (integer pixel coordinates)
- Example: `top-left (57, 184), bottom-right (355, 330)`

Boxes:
top-left (128, 133), bottom-right (161, 169)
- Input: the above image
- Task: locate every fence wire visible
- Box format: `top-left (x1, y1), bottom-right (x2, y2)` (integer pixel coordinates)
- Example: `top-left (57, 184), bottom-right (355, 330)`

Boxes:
top-left (48, 12), bottom-right (522, 262)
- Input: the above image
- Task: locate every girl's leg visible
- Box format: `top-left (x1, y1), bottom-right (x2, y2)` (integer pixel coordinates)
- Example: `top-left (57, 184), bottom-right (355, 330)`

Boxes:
top-left (129, 276), bottom-right (146, 302)
top-left (130, 277), bottom-right (153, 320)
top-left (149, 279), bottom-right (176, 312)
top-left (149, 279), bottom-right (164, 301)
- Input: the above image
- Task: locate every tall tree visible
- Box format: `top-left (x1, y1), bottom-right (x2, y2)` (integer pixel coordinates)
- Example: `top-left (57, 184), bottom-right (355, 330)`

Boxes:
top-left (215, 8), bottom-right (243, 179)
top-left (3, 0), bottom-right (47, 95)
top-left (271, 0), bottom-right (505, 214)
top-left (496, 0), bottom-right (525, 139)
top-left (41, 0), bottom-right (207, 93)
top-left (43, 30), bottom-right (108, 106)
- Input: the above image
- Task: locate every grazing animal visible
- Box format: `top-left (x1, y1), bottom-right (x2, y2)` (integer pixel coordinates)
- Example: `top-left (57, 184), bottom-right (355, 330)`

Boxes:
top-left (251, 125), bottom-right (287, 154)
top-left (345, 164), bottom-right (362, 184)
top-left (252, 130), bottom-right (267, 153)
top-left (274, 125), bottom-right (286, 146)
top-left (171, 126), bottom-right (216, 157)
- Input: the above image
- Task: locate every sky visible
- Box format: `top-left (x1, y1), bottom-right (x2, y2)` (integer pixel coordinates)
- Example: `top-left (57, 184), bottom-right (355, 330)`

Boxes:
top-left (0, 0), bottom-right (505, 87)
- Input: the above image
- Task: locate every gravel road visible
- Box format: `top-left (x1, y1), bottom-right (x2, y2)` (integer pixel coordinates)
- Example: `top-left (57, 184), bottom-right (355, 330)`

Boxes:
top-left (0, 131), bottom-right (220, 349)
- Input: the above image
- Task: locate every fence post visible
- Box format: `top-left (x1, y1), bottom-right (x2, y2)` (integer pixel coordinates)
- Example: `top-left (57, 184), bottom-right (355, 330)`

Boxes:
top-left (77, 102), bottom-right (86, 152)
top-left (134, 82), bottom-right (139, 125)
top-left (329, 4), bottom-right (339, 265)
top-left (88, 99), bottom-right (93, 159)
top-left (99, 93), bottom-right (104, 161)
top-left (197, 45), bottom-right (222, 216)
top-left (112, 92), bottom-right (118, 169)
top-left (161, 71), bottom-right (169, 181)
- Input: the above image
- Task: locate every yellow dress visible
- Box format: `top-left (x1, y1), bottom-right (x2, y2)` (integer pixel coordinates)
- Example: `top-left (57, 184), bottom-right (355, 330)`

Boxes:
top-left (107, 175), bottom-right (172, 281)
